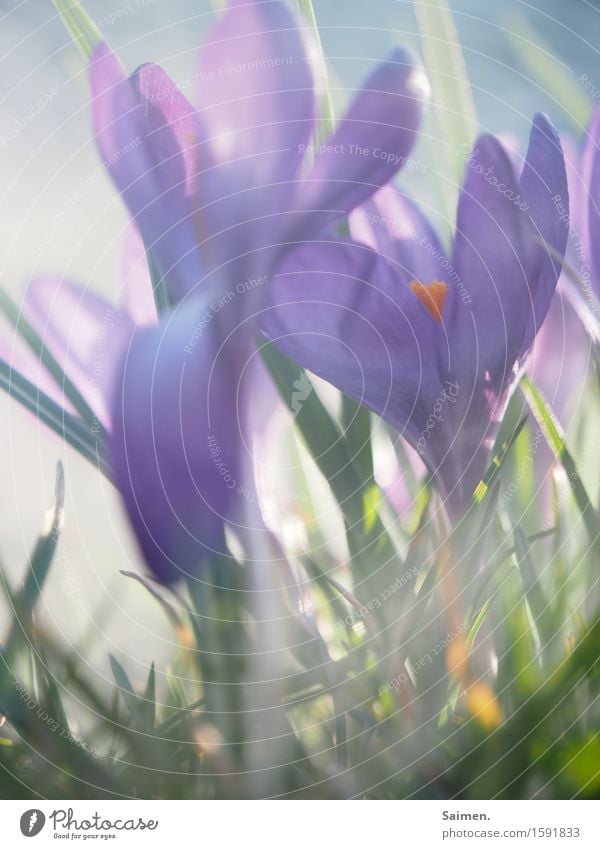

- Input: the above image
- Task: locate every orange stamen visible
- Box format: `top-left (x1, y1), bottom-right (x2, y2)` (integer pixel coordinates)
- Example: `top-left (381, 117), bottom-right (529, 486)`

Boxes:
top-left (409, 279), bottom-right (448, 322)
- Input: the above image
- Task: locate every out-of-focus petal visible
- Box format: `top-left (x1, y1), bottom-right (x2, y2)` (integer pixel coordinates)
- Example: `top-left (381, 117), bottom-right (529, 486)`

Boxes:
top-left (120, 224), bottom-right (157, 326)
top-left (587, 110), bottom-right (600, 293)
top-left (22, 277), bottom-right (133, 430)
top-left (89, 44), bottom-right (202, 300)
top-left (518, 112), bottom-right (569, 352)
top-left (195, 0), bottom-right (314, 276)
top-left (301, 48), bottom-right (427, 224)
top-left (111, 300), bottom-right (253, 583)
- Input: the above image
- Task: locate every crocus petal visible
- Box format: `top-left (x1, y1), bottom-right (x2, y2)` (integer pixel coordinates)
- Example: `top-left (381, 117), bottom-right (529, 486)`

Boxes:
top-left (131, 62), bottom-right (204, 197)
top-left (587, 114), bottom-right (600, 293)
top-left (111, 300), bottom-right (252, 583)
top-left (261, 238), bottom-right (443, 446)
top-left (349, 185), bottom-right (451, 286)
top-left (0, 316), bottom-right (72, 414)
top-left (22, 277), bottom-right (133, 430)
top-left (301, 47), bottom-right (428, 224)
top-left (450, 134), bottom-right (530, 383)
top-left (89, 44), bottom-right (202, 300)
top-left (195, 0), bottom-right (314, 276)
top-left (518, 112), bottom-right (569, 352)
top-left (120, 223), bottom-right (157, 327)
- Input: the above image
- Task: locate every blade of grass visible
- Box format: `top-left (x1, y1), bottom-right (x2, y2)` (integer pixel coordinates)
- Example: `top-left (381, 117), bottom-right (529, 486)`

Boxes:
top-left (260, 342), bottom-right (369, 527)
top-left (0, 357), bottom-right (111, 477)
top-left (520, 377), bottom-right (600, 547)
top-left (514, 525), bottom-right (554, 657)
top-left (17, 462), bottom-right (65, 621)
top-left (53, 0), bottom-right (105, 60)
top-left (0, 287), bottom-right (105, 437)
top-left (341, 396), bottom-right (374, 484)
top-left (296, 0), bottom-right (335, 141)
top-left (503, 9), bottom-right (591, 133)
top-left (413, 0), bottom-right (477, 219)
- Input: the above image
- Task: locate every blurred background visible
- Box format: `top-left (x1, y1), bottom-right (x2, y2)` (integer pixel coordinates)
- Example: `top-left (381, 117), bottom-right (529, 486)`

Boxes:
top-left (0, 0), bottom-right (598, 713)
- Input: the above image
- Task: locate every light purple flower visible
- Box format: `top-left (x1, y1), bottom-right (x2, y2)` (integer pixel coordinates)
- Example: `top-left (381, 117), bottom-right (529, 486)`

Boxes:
top-left (261, 114), bottom-right (569, 518)
top-left (7, 0), bottom-right (427, 582)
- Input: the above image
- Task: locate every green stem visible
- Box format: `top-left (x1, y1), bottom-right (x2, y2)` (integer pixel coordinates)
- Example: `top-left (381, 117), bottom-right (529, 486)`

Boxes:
top-left (297, 0), bottom-right (335, 141)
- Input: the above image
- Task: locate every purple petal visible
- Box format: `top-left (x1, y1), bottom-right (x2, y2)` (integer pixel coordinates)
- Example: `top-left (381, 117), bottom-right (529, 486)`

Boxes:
top-left (301, 48), bottom-right (427, 224)
top-left (587, 108), bottom-right (600, 293)
top-left (261, 238), bottom-right (442, 446)
top-left (22, 277), bottom-right (133, 430)
top-left (0, 315), bottom-right (71, 414)
top-left (450, 134), bottom-right (530, 382)
top-left (131, 62), bottom-right (204, 197)
top-left (349, 185), bottom-right (451, 286)
top-left (195, 0), bottom-right (314, 276)
top-left (518, 113), bottom-right (569, 351)
top-left (111, 301), bottom-right (254, 583)
top-left (89, 44), bottom-right (202, 300)
top-left (120, 224), bottom-right (157, 327)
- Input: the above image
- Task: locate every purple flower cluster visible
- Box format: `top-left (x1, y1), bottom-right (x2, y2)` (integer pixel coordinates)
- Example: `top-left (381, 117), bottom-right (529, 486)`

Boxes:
top-left (6, 0), bottom-right (586, 584)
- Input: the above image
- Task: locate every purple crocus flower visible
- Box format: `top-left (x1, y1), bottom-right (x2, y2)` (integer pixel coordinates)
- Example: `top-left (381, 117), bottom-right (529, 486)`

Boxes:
top-left (261, 114), bottom-right (569, 518)
top-left (8, 0), bottom-right (427, 582)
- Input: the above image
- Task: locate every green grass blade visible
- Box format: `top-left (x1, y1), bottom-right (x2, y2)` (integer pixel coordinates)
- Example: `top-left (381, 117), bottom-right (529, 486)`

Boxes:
top-left (471, 416), bottom-right (528, 508)
top-left (18, 462), bottom-right (65, 616)
top-left (413, 0), bottom-right (477, 217)
top-left (520, 377), bottom-right (600, 546)
top-left (260, 342), bottom-right (367, 526)
top-left (109, 655), bottom-right (143, 723)
top-left (341, 396), bottom-right (373, 483)
top-left (0, 287), bottom-right (105, 436)
top-left (53, 0), bottom-right (105, 60)
top-left (3, 463), bottom-right (65, 656)
top-left (514, 525), bottom-right (554, 657)
top-left (503, 10), bottom-right (591, 133)
top-left (0, 356), bottom-right (111, 477)
top-left (143, 663), bottom-right (156, 730)
top-left (296, 0), bottom-right (335, 140)
top-left (146, 249), bottom-right (173, 315)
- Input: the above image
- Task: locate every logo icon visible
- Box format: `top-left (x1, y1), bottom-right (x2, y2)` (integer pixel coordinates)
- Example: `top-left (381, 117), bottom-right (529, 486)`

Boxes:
top-left (19, 810), bottom-right (45, 837)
